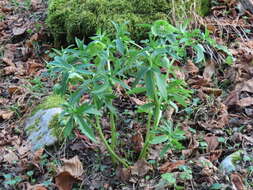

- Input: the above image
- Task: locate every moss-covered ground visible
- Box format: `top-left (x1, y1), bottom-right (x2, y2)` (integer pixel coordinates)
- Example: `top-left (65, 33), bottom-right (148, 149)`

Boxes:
top-left (47, 0), bottom-right (211, 46)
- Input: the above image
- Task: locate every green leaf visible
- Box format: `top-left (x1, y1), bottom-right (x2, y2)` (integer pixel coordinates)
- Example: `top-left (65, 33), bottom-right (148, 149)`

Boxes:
top-left (151, 20), bottom-right (179, 37)
top-left (151, 135), bottom-right (168, 144)
top-left (92, 79), bottom-right (110, 94)
top-left (194, 44), bottom-right (205, 63)
top-left (145, 70), bottom-right (155, 98)
top-left (75, 115), bottom-right (96, 142)
top-left (169, 101), bottom-right (178, 112)
top-left (63, 117), bottom-right (74, 138)
top-left (154, 72), bottom-right (167, 99)
top-left (137, 103), bottom-right (154, 113)
top-left (161, 173), bottom-right (176, 184)
top-left (160, 143), bottom-right (171, 157)
top-left (132, 66), bottom-right (149, 88)
top-left (115, 39), bottom-right (125, 55)
top-left (127, 87), bottom-right (146, 95)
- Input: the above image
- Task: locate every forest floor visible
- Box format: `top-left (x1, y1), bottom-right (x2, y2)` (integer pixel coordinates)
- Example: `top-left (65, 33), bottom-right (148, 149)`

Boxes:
top-left (1, 0), bottom-right (253, 189)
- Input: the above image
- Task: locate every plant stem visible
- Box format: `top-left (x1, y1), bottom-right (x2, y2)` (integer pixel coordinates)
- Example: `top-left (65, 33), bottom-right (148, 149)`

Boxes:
top-left (95, 115), bottom-right (129, 168)
top-left (110, 113), bottom-right (117, 151)
top-left (138, 111), bottom-right (152, 159)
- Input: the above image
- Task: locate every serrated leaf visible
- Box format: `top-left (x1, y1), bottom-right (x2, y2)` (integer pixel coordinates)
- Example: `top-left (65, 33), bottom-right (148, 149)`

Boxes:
top-left (145, 70), bottom-right (155, 98)
top-left (151, 135), bottom-right (168, 144)
top-left (194, 44), bottom-right (205, 63)
top-left (75, 115), bottom-right (96, 142)
top-left (154, 72), bottom-right (167, 99)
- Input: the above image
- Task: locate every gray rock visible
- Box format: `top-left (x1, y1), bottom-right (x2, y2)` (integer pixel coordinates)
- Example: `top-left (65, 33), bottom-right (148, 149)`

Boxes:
top-left (220, 150), bottom-right (244, 174)
top-left (25, 107), bottom-right (63, 151)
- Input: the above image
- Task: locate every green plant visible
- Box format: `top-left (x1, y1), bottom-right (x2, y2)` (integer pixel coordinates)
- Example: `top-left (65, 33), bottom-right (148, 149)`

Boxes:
top-left (3, 174), bottom-right (22, 187)
top-left (150, 121), bottom-right (185, 158)
top-left (47, 20), bottom-right (232, 167)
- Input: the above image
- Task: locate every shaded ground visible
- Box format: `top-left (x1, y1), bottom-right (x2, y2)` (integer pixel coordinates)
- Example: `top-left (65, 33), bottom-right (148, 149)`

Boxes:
top-left (0, 0), bottom-right (253, 189)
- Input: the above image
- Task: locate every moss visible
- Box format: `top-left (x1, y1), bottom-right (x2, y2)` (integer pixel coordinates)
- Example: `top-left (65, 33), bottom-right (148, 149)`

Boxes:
top-left (31, 94), bottom-right (66, 116)
top-left (25, 118), bottom-right (40, 133)
top-left (48, 113), bottom-right (64, 141)
top-left (199, 0), bottom-right (211, 16)
top-left (46, 0), bottom-right (211, 46)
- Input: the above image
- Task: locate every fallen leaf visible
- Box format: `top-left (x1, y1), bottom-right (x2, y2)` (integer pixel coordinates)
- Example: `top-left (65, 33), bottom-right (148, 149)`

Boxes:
top-left (231, 173), bottom-right (245, 190)
top-left (55, 171), bottom-right (76, 190)
top-left (0, 110), bottom-right (14, 120)
top-left (238, 97), bottom-right (253, 107)
top-left (204, 134), bottom-right (219, 152)
top-left (13, 27), bottom-right (26, 36)
top-left (55, 156), bottom-right (83, 190)
top-left (3, 150), bottom-right (19, 163)
top-left (130, 159), bottom-right (153, 177)
top-left (202, 87), bottom-right (222, 97)
top-left (203, 61), bottom-right (215, 81)
top-left (3, 66), bottom-right (17, 75)
top-left (2, 57), bottom-right (14, 66)
top-left (8, 86), bottom-right (23, 96)
top-left (182, 136), bottom-right (199, 157)
top-left (183, 60), bottom-right (199, 74)
top-left (159, 160), bottom-right (185, 173)
top-left (116, 167), bottom-right (131, 182)
top-left (21, 182), bottom-right (48, 190)
top-left (58, 156), bottom-right (84, 180)
top-left (130, 97), bottom-right (146, 106)
top-left (131, 131), bottom-right (144, 153)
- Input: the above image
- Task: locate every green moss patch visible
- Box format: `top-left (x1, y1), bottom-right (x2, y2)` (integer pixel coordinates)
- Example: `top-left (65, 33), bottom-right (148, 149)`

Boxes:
top-left (31, 94), bottom-right (66, 116)
top-left (46, 0), bottom-right (211, 46)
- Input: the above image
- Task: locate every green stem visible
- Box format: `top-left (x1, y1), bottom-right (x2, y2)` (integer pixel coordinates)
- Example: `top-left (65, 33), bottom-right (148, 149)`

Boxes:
top-left (138, 111), bottom-right (152, 159)
top-left (110, 113), bottom-right (117, 151)
top-left (95, 115), bottom-right (129, 168)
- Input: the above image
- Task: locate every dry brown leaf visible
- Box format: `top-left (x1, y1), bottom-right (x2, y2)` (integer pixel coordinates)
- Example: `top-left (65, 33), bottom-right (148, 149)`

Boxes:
top-left (182, 136), bottom-right (199, 157)
top-left (58, 156), bottom-right (84, 180)
top-left (204, 134), bottom-right (219, 152)
top-left (12, 27), bottom-right (26, 36)
top-left (21, 182), bottom-right (48, 190)
top-left (231, 173), bottom-right (245, 190)
top-left (159, 160), bottom-right (185, 174)
top-left (209, 150), bottom-right (222, 162)
top-left (55, 171), bottom-right (76, 190)
top-left (202, 87), bottom-right (222, 97)
top-left (130, 159), bottom-right (153, 177)
top-left (2, 57), bottom-right (14, 66)
top-left (8, 86), bottom-right (23, 96)
top-left (55, 156), bottom-right (83, 190)
top-left (130, 97), bottom-right (146, 106)
top-left (18, 143), bottom-right (31, 156)
top-left (117, 167), bottom-right (131, 182)
top-left (238, 97), bottom-right (253, 107)
top-left (3, 66), bottom-right (17, 75)
top-left (131, 131), bottom-right (144, 153)
top-left (3, 150), bottom-right (19, 164)
top-left (0, 110), bottom-right (14, 120)
top-left (203, 61), bottom-right (215, 81)
top-left (33, 148), bottom-right (44, 162)
top-left (184, 60), bottom-right (199, 74)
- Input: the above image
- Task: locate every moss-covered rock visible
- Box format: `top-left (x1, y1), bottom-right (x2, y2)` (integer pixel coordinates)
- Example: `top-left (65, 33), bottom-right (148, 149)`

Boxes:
top-left (46, 0), bottom-right (211, 46)
top-left (25, 95), bottom-right (66, 151)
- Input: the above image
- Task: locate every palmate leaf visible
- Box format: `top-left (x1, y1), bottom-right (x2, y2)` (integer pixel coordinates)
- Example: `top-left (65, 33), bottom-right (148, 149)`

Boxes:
top-left (194, 44), bottom-right (205, 63)
top-left (151, 20), bottom-right (179, 37)
top-left (150, 135), bottom-right (168, 144)
top-left (74, 115), bottom-right (96, 142)
top-left (145, 70), bottom-right (155, 98)
top-left (154, 72), bottom-right (167, 99)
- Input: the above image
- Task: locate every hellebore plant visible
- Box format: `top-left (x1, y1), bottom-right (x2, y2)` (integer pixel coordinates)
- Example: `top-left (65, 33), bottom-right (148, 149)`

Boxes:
top-left (47, 20), bottom-right (232, 167)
